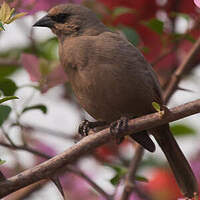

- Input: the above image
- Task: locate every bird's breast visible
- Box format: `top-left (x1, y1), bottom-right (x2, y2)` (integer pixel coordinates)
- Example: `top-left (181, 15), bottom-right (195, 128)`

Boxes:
top-left (68, 63), bottom-right (155, 122)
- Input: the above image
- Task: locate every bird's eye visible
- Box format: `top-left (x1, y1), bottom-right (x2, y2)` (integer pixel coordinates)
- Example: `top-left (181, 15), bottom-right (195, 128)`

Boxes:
top-left (51, 13), bottom-right (70, 23)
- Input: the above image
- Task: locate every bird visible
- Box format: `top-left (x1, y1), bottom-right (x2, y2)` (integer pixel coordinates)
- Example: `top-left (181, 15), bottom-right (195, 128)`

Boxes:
top-left (33, 3), bottom-right (198, 198)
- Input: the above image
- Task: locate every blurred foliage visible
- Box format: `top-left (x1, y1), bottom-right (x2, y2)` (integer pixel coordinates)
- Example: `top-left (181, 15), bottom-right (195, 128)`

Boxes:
top-left (0, 66), bottom-right (18, 78)
top-left (143, 18), bottom-right (164, 35)
top-left (0, 78), bottom-right (17, 96)
top-left (171, 123), bottom-right (196, 137)
top-left (119, 26), bottom-right (140, 46)
top-left (0, 105), bottom-right (11, 126)
top-left (0, 158), bottom-right (5, 165)
top-left (24, 37), bottom-right (59, 60)
top-left (105, 163), bottom-right (148, 186)
top-left (112, 7), bottom-right (135, 18)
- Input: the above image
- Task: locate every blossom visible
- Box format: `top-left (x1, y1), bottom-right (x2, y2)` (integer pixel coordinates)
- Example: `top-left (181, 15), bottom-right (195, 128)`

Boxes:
top-left (194, 0), bottom-right (200, 8)
top-left (146, 168), bottom-right (182, 200)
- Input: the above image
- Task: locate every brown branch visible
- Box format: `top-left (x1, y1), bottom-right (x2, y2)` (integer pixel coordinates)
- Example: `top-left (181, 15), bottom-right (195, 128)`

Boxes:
top-left (5, 180), bottom-right (48, 200)
top-left (164, 36), bottom-right (200, 103)
top-left (120, 145), bottom-right (144, 200)
top-left (0, 142), bottom-right (112, 200)
top-left (0, 99), bottom-right (200, 198)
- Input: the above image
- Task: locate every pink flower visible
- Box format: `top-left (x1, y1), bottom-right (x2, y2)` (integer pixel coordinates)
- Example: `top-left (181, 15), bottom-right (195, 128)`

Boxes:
top-left (21, 53), bottom-right (41, 82)
top-left (21, 53), bottom-right (68, 93)
top-left (30, 138), bottom-right (57, 163)
top-left (61, 173), bottom-right (101, 200)
top-left (194, 0), bottom-right (200, 8)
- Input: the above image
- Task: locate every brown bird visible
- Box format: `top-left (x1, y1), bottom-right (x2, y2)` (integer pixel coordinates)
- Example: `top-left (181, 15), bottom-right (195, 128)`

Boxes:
top-left (33, 4), bottom-right (198, 198)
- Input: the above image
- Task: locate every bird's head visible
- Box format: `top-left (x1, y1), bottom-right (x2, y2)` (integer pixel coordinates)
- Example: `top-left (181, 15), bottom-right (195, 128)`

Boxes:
top-left (33, 4), bottom-right (106, 38)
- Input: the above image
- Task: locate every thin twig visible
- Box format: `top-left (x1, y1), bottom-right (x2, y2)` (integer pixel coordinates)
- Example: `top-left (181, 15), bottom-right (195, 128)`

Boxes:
top-left (0, 99), bottom-right (199, 197)
top-left (120, 145), bottom-right (144, 200)
top-left (0, 142), bottom-right (50, 159)
top-left (0, 141), bottom-right (112, 200)
top-left (21, 123), bottom-right (75, 140)
top-left (0, 58), bottom-right (20, 66)
top-left (1, 127), bottom-right (16, 146)
top-left (164, 36), bottom-right (200, 103)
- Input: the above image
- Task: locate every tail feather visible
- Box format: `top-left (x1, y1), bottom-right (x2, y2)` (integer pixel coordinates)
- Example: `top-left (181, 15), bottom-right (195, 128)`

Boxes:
top-left (130, 131), bottom-right (155, 152)
top-left (153, 124), bottom-right (198, 198)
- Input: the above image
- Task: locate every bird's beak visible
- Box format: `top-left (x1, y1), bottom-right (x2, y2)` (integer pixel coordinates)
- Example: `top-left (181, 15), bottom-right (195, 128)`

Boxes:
top-left (33, 15), bottom-right (54, 28)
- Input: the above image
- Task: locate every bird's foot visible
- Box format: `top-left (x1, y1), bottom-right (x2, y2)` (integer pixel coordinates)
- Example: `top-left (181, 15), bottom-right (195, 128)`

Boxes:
top-left (79, 120), bottom-right (90, 137)
top-left (110, 117), bottom-right (128, 144)
top-left (79, 120), bottom-right (107, 137)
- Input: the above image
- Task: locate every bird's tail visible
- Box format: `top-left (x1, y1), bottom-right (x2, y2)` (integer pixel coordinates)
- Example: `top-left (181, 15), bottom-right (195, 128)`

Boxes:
top-left (153, 124), bottom-right (199, 198)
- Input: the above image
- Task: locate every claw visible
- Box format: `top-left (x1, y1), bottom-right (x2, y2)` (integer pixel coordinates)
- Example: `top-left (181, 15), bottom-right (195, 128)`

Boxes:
top-left (79, 120), bottom-right (90, 137)
top-left (110, 117), bottom-right (128, 144)
top-left (78, 120), bottom-right (107, 137)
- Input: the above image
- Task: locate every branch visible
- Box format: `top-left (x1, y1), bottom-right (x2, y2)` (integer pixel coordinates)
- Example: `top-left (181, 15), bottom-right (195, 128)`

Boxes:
top-left (120, 145), bottom-right (144, 200)
top-left (0, 99), bottom-right (200, 198)
top-left (0, 142), bottom-right (112, 200)
top-left (164, 36), bottom-right (200, 103)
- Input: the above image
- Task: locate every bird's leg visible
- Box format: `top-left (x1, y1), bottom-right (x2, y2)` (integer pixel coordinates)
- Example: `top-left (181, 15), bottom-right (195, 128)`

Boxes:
top-left (79, 120), bottom-right (107, 137)
top-left (110, 116), bottom-right (128, 144)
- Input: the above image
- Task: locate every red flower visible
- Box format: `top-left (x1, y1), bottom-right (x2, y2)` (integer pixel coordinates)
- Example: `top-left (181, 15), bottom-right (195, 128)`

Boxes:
top-left (146, 168), bottom-right (182, 200)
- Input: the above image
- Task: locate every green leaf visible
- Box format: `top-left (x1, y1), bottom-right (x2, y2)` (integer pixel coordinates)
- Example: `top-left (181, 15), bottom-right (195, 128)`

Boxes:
top-left (171, 33), bottom-right (196, 43)
top-left (144, 18), bottom-right (164, 35)
top-left (110, 174), bottom-right (148, 186)
top-left (141, 46), bottom-right (150, 53)
top-left (171, 124), bottom-right (196, 137)
top-left (184, 34), bottom-right (196, 43)
top-left (0, 96), bottom-right (18, 104)
top-left (120, 26), bottom-right (140, 46)
top-left (105, 164), bottom-right (127, 186)
top-left (152, 102), bottom-right (161, 112)
top-left (106, 163), bottom-right (148, 186)
top-left (0, 159), bottom-right (6, 165)
top-left (135, 175), bottom-right (148, 182)
top-left (0, 78), bottom-right (17, 96)
top-left (105, 163), bottom-right (127, 174)
top-left (22, 104), bottom-right (47, 114)
top-left (0, 105), bottom-right (11, 126)
top-left (110, 174), bottom-right (121, 185)
top-left (113, 7), bottom-right (134, 17)
top-left (0, 21), bottom-right (5, 30)
top-left (0, 66), bottom-right (18, 79)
